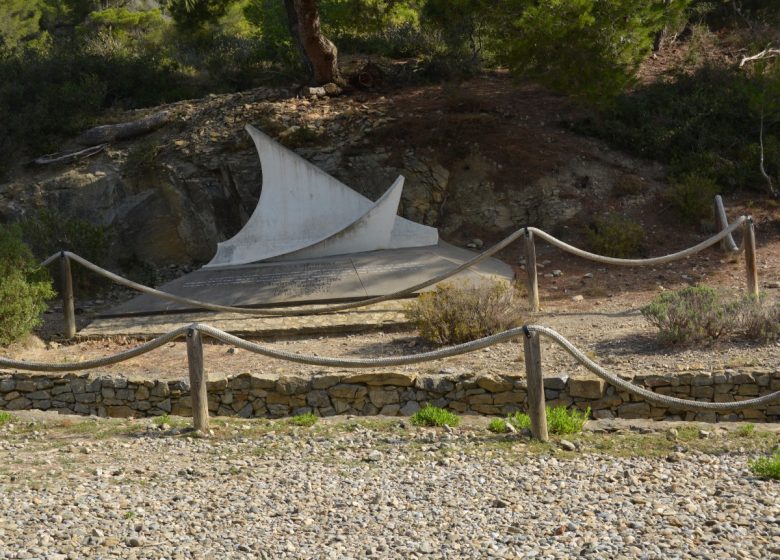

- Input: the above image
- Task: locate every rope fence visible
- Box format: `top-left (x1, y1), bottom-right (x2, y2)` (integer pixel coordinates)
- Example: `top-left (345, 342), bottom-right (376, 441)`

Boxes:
top-left (41, 198), bottom-right (757, 336)
top-left (1, 323), bottom-right (778, 439)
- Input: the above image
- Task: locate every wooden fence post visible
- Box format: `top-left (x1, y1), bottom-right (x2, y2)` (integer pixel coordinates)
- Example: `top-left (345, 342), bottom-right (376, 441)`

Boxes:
top-left (714, 196), bottom-right (727, 251)
top-left (187, 328), bottom-right (209, 432)
top-left (744, 218), bottom-right (758, 296)
top-left (59, 252), bottom-right (76, 339)
top-left (523, 328), bottom-right (548, 442)
top-left (524, 229), bottom-right (540, 313)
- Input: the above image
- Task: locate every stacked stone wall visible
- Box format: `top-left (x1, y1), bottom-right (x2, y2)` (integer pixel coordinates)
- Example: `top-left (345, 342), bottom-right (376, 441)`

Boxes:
top-left (0, 369), bottom-right (778, 422)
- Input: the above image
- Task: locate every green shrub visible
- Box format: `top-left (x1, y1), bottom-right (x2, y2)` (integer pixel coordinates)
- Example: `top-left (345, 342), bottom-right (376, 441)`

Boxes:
top-left (736, 423), bottom-right (756, 438)
top-left (0, 224), bottom-right (55, 346)
top-left (750, 452), bottom-right (780, 480)
top-left (642, 287), bottom-right (780, 345)
top-left (290, 412), bottom-right (318, 427)
top-left (734, 295), bottom-right (780, 342)
top-left (0, 411), bottom-right (13, 426)
top-left (405, 281), bottom-right (523, 345)
top-left (641, 286), bottom-right (731, 345)
top-left (507, 406), bottom-right (590, 435)
top-left (410, 404), bottom-right (460, 427)
top-left (585, 214), bottom-right (646, 258)
top-left (664, 173), bottom-right (719, 224)
top-left (20, 209), bottom-right (110, 294)
top-left (487, 418), bottom-right (507, 433)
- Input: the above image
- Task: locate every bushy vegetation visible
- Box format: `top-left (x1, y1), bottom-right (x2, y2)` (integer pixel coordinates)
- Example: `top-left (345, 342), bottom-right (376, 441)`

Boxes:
top-left (0, 225), bottom-right (55, 346)
top-left (664, 173), bottom-right (719, 224)
top-left (405, 281), bottom-right (523, 345)
top-left (290, 412), bottom-right (318, 427)
top-left (749, 451), bottom-right (780, 480)
top-left (20, 209), bottom-right (110, 294)
top-left (410, 404), bottom-right (460, 427)
top-left (585, 214), bottom-right (646, 258)
top-left (507, 406), bottom-right (590, 435)
top-left (641, 287), bottom-right (780, 345)
top-left (0, 411), bottom-right (13, 426)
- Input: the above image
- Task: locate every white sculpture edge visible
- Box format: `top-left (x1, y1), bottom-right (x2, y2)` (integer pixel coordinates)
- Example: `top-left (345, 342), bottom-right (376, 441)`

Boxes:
top-left (205, 125), bottom-right (437, 268)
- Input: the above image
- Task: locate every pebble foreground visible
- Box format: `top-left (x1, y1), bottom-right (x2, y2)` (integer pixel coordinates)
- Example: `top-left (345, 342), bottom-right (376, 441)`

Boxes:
top-left (0, 415), bottom-right (778, 560)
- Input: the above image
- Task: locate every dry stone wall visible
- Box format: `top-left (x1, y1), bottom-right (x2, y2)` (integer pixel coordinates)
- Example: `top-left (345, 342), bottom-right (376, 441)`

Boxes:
top-left (0, 369), bottom-right (778, 422)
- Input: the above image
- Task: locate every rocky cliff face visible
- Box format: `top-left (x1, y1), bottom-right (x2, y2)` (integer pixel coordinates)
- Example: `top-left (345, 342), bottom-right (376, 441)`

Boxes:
top-left (0, 76), bottom-right (664, 267)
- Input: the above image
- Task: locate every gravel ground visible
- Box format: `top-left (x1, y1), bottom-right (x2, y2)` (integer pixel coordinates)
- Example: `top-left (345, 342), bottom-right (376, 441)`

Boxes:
top-left (0, 413), bottom-right (778, 560)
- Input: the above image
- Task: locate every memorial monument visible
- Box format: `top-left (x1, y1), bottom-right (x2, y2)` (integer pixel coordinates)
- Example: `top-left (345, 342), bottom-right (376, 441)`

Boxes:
top-left (106, 125), bottom-right (513, 317)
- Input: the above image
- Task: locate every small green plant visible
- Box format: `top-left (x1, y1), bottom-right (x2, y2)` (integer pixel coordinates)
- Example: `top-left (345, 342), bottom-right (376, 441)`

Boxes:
top-left (585, 214), bottom-right (645, 258)
top-left (612, 173), bottom-right (645, 197)
top-left (152, 414), bottom-right (171, 426)
top-left (507, 406), bottom-right (589, 435)
top-left (641, 286), bottom-right (732, 345)
top-left (410, 404), bottom-right (460, 427)
top-left (290, 412), bottom-right (318, 427)
top-left (405, 281), bottom-right (523, 345)
top-left (487, 418), bottom-right (507, 433)
top-left (547, 406), bottom-right (590, 435)
top-left (123, 511), bottom-right (135, 520)
top-left (749, 452), bottom-right (780, 480)
top-left (0, 411), bottom-right (13, 426)
top-left (664, 173), bottom-right (719, 224)
top-left (737, 423), bottom-right (756, 438)
top-left (735, 295), bottom-right (780, 342)
top-left (0, 224), bottom-right (55, 346)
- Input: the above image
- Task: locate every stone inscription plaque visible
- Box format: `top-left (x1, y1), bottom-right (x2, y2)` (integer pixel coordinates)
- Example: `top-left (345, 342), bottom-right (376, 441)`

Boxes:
top-left (103, 242), bottom-right (514, 317)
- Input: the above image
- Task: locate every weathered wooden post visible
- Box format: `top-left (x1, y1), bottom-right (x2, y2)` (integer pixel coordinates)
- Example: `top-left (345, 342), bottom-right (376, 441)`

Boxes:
top-left (714, 196), bottom-right (728, 251)
top-left (523, 327), bottom-right (548, 442)
top-left (59, 252), bottom-right (76, 339)
top-left (186, 328), bottom-right (209, 432)
top-left (744, 217), bottom-right (758, 296)
top-left (524, 229), bottom-right (540, 313)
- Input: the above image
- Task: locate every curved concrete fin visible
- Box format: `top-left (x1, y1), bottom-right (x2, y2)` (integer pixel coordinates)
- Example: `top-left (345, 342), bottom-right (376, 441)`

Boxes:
top-left (206, 125), bottom-right (374, 267)
top-left (274, 176), bottom-right (405, 261)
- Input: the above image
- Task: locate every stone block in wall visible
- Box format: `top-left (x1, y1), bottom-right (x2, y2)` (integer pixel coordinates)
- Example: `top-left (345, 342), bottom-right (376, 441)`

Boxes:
top-left (136, 386), bottom-right (150, 400)
top-left (362, 402), bottom-right (379, 415)
top-left (568, 378), bottom-right (605, 399)
top-left (101, 388), bottom-right (115, 399)
top-left (0, 378), bottom-right (15, 393)
top-left (731, 374), bottom-right (752, 384)
top-left (318, 406), bottom-right (336, 417)
top-left (766, 405), bottom-right (780, 415)
top-left (742, 409), bottom-right (766, 420)
top-left (222, 390), bottom-right (234, 405)
top-left (714, 383), bottom-right (733, 394)
top-left (208, 377), bottom-right (228, 391)
top-left (276, 376), bottom-right (311, 395)
top-left (694, 412), bottom-right (717, 422)
top-left (449, 401), bottom-right (468, 413)
top-left (714, 394), bottom-right (734, 403)
top-left (35, 378), bottom-right (53, 390)
top-left (415, 375), bottom-right (455, 394)
top-left (151, 381), bottom-right (170, 398)
top-left (132, 400), bottom-right (152, 411)
top-left (692, 374), bottom-right (713, 386)
top-left (75, 393), bottom-right (97, 404)
top-left (311, 374), bottom-right (342, 390)
top-left (229, 376), bottom-right (251, 390)
top-left (544, 389), bottom-right (560, 400)
top-left (288, 396), bottom-right (306, 408)
top-left (471, 403), bottom-right (501, 415)
top-left (329, 384), bottom-right (367, 400)
top-left (293, 406), bottom-right (313, 416)
top-left (493, 391), bottom-right (524, 405)
top-left (266, 393), bottom-right (290, 405)
top-left (468, 393), bottom-right (493, 405)
top-left (51, 385), bottom-right (71, 396)
top-left (547, 397), bottom-right (573, 408)
top-left (217, 405), bottom-right (234, 416)
top-left (307, 390), bottom-right (331, 408)
top-left (115, 389), bottom-right (134, 401)
top-left (332, 398), bottom-right (351, 414)
top-left (592, 409), bottom-right (614, 419)
top-left (771, 379), bottom-right (780, 390)
top-left (379, 404), bottom-right (401, 416)
top-left (106, 405), bottom-right (135, 418)
top-left (16, 380), bottom-right (36, 392)
top-left (737, 384), bottom-right (759, 396)
top-left (617, 402), bottom-right (650, 419)
top-left (643, 376), bottom-right (671, 388)
top-left (400, 401), bottom-right (420, 416)
top-left (344, 372), bottom-right (415, 386)
top-left (757, 375), bottom-right (772, 387)
top-left (691, 386), bottom-right (714, 398)
top-left (431, 398), bottom-right (448, 409)
top-left (158, 398), bottom-right (172, 413)
top-left (589, 395), bottom-right (623, 410)
top-left (26, 390), bottom-right (50, 400)
top-left (369, 387), bottom-right (400, 407)
top-left (476, 375), bottom-right (512, 393)
top-left (252, 401), bottom-right (268, 415)
top-left (544, 375), bottom-right (569, 390)
top-left (250, 375), bottom-right (276, 390)
top-left (237, 402), bottom-right (253, 418)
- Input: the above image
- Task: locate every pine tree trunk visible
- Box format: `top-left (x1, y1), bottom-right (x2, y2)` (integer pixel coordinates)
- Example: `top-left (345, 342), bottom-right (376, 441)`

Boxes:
top-left (293, 0), bottom-right (344, 86)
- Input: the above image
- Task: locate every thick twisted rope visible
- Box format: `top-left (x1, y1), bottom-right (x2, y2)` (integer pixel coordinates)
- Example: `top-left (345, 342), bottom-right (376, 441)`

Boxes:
top-left (41, 215), bottom-right (748, 317)
top-left (714, 195), bottom-right (743, 253)
top-left (528, 216), bottom-right (746, 267)
top-left (1, 323), bottom-right (777, 412)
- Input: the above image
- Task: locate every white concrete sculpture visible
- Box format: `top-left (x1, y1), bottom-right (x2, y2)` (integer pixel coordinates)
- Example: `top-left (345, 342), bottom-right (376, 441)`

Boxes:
top-left (205, 125), bottom-right (438, 268)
